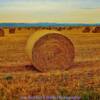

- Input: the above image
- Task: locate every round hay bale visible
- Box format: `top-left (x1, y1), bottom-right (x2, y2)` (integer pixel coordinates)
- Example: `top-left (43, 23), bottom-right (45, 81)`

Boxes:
top-left (26, 30), bottom-right (75, 72)
top-left (27, 28), bottom-right (31, 30)
top-left (33, 27), bottom-right (38, 30)
top-left (47, 27), bottom-right (51, 30)
top-left (67, 27), bottom-right (73, 30)
top-left (18, 27), bottom-right (22, 30)
top-left (92, 27), bottom-right (100, 33)
top-left (57, 27), bottom-right (62, 31)
top-left (9, 28), bottom-right (16, 34)
top-left (62, 27), bottom-right (66, 30)
top-left (0, 28), bottom-right (4, 36)
top-left (82, 27), bottom-right (91, 33)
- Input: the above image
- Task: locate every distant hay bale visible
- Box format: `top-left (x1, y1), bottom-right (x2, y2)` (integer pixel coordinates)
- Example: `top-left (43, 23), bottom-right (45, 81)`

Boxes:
top-left (45, 27), bottom-right (47, 29)
top-left (26, 30), bottom-right (75, 72)
top-left (33, 27), bottom-right (39, 30)
top-left (54, 27), bottom-right (57, 29)
top-left (74, 26), bottom-right (81, 29)
top-left (67, 27), bottom-right (73, 30)
top-left (0, 28), bottom-right (4, 36)
top-left (62, 27), bottom-right (66, 30)
top-left (27, 27), bottom-right (30, 30)
top-left (57, 27), bottom-right (62, 31)
top-left (4, 27), bottom-right (8, 29)
top-left (47, 27), bottom-right (52, 30)
top-left (58, 27), bottom-right (65, 31)
top-left (82, 27), bottom-right (91, 33)
top-left (41, 27), bottom-right (46, 29)
top-left (42, 27), bottom-right (51, 30)
top-left (18, 27), bottom-right (22, 30)
top-left (37, 27), bottom-right (41, 30)
top-left (92, 27), bottom-right (100, 33)
top-left (9, 28), bottom-right (16, 33)
top-left (53, 27), bottom-right (58, 30)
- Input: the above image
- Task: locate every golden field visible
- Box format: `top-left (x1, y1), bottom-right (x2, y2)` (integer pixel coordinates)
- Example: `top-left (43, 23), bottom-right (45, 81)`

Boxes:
top-left (0, 26), bottom-right (100, 100)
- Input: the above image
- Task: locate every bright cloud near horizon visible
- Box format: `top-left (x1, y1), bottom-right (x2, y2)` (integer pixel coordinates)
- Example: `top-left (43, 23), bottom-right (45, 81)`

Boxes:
top-left (0, 0), bottom-right (100, 23)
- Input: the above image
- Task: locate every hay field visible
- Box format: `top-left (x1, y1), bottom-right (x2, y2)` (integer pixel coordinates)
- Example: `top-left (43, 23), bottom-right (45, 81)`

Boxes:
top-left (0, 26), bottom-right (100, 99)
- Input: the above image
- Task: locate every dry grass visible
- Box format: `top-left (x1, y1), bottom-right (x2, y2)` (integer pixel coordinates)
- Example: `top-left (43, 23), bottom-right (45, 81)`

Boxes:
top-left (0, 26), bottom-right (100, 99)
top-left (0, 62), bottom-right (100, 99)
top-left (0, 26), bottom-right (99, 66)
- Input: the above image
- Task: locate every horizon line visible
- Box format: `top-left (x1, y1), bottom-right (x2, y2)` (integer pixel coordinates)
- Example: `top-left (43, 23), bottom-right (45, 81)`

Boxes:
top-left (0, 22), bottom-right (100, 24)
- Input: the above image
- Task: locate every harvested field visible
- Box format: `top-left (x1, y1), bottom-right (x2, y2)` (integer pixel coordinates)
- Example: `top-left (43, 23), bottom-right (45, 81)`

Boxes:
top-left (0, 26), bottom-right (100, 99)
top-left (0, 26), bottom-right (100, 68)
top-left (0, 61), bottom-right (100, 99)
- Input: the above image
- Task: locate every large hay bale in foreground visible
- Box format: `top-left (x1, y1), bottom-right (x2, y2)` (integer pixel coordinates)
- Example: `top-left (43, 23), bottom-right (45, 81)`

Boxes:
top-left (26, 30), bottom-right (75, 72)
top-left (9, 28), bottom-right (16, 34)
top-left (0, 28), bottom-right (4, 36)
top-left (92, 27), bottom-right (100, 33)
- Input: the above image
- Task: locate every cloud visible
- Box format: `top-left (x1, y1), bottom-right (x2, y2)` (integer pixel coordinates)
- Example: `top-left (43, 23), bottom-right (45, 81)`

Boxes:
top-left (0, 0), bottom-right (100, 23)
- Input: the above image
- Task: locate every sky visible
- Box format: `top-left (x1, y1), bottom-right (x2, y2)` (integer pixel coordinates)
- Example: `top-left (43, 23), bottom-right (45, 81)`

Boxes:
top-left (0, 0), bottom-right (100, 23)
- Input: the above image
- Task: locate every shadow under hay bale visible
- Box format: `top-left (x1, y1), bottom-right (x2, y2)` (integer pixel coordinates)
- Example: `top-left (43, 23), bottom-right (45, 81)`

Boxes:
top-left (0, 28), bottom-right (4, 36)
top-left (82, 27), bottom-right (91, 33)
top-left (92, 27), bottom-right (100, 33)
top-left (9, 28), bottom-right (16, 34)
top-left (26, 30), bottom-right (75, 72)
